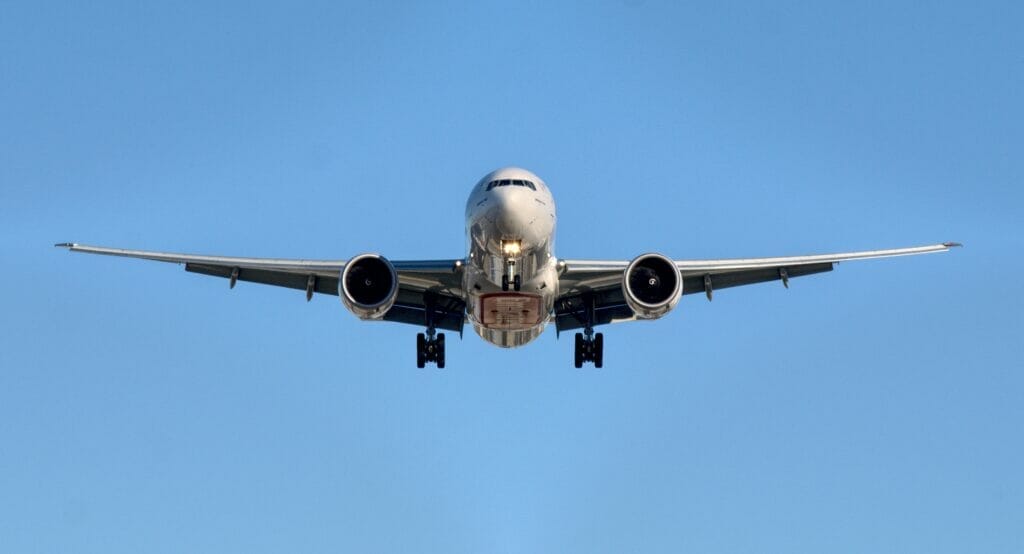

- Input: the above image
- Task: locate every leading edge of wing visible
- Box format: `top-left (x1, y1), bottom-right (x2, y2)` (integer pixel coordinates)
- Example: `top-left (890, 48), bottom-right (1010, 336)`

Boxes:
top-left (55, 242), bottom-right (348, 272)
top-left (673, 242), bottom-right (960, 274)
top-left (560, 242), bottom-right (960, 275)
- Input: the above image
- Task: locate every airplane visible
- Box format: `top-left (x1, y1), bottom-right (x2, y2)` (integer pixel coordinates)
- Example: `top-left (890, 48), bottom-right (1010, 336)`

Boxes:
top-left (58, 167), bottom-right (959, 368)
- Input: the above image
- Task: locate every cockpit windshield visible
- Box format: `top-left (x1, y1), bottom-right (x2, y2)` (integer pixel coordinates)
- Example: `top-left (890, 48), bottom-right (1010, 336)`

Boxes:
top-left (485, 179), bottom-right (537, 191)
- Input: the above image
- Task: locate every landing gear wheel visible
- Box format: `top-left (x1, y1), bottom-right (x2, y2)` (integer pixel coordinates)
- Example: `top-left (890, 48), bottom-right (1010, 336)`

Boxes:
top-left (416, 331), bottom-right (446, 368)
top-left (573, 330), bottom-right (605, 368)
top-left (513, 274), bottom-right (521, 291)
top-left (416, 333), bottom-right (426, 368)
top-left (436, 333), bottom-right (446, 369)
top-left (574, 333), bottom-right (584, 368)
top-left (501, 274), bottom-right (509, 291)
top-left (571, 294), bottom-right (606, 368)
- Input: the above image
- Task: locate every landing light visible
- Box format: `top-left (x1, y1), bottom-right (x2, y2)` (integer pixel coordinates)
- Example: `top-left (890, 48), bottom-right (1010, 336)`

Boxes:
top-left (502, 240), bottom-right (522, 256)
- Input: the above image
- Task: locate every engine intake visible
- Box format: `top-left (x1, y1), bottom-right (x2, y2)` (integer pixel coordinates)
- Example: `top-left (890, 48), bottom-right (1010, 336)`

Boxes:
top-left (340, 254), bottom-right (398, 319)
top-left (623, 253), bottom-right (682, 319)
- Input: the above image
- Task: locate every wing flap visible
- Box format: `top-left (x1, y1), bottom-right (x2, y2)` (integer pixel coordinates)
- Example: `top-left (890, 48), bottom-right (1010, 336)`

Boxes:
top-left (681, 262), bottom-right (833, 295)
top-left (554, 287), bottom-right (633, 333)
top-left (185, 263), bottom-right (340, 295)
top-left (385, 288), bottom-right (466, 333)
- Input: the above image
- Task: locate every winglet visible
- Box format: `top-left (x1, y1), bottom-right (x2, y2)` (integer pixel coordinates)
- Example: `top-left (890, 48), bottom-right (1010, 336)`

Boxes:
top-left (55, 242), bottom-right (77, 248)
top-left (943, 242), bottom-right (963, 248)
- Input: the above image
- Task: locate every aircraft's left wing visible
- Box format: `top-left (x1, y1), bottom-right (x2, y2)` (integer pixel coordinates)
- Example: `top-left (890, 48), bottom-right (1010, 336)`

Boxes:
top-left (57, 243), bottom-right (466, 332)
top-left (555, 242), bottom-right (959, 333)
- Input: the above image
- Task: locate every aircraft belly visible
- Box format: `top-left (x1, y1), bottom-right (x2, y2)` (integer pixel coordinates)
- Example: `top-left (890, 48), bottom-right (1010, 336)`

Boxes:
top-left (471, 323), bottom-right (546, 348)
top-left (466, 290), bottom-right (552, 347)
top-left (477, 293), bottom-right (544, 330)
top-left (464, 270), bottom-right (557, 347)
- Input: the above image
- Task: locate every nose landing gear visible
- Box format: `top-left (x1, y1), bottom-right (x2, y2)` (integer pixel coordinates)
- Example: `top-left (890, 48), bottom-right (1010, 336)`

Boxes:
top-left (501, 257), bottom-right (521, 292)
top-left (501, 274), bottom-right (522, 292)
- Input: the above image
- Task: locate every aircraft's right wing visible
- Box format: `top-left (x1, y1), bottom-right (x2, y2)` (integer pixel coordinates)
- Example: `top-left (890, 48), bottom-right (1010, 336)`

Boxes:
top-left (554, 242), bottom-right (960, 333)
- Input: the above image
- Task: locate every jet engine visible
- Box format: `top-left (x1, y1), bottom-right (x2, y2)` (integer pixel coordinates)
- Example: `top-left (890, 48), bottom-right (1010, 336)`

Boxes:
top-left (623, 253), bottom-right (682, 319)
top-left (339, 254), bottom-right (399, 319)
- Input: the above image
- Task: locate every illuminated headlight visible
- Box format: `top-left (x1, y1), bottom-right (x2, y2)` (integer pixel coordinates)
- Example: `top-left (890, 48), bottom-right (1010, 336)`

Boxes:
top-left (502, 240), bottom-right (522, 256)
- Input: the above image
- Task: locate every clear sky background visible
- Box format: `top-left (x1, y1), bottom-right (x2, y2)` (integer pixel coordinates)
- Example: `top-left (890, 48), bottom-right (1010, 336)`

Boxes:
top-left (2, 1), bottom-right (1021, 552)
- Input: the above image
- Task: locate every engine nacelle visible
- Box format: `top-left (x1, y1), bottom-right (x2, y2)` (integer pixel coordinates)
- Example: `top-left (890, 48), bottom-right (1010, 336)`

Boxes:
top-left (339, 254), bottom-right (399, 320)
top-left (623, 253), bottom-right (682, 319)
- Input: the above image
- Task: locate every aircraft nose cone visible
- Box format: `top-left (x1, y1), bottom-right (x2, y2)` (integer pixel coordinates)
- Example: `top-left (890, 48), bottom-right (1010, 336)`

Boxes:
top-left (487, 188), bottom-right (531, 234)
top-left (490, 210), bottom-right (525, 235)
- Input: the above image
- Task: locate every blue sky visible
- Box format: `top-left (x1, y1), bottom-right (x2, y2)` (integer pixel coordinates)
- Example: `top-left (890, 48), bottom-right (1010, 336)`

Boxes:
top-left (2, 1), bottom-right (1021, 552)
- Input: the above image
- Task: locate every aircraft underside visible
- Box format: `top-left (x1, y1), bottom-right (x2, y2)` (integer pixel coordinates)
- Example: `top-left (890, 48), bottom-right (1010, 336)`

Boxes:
top-left (57, 166), bottom-right (958, 369)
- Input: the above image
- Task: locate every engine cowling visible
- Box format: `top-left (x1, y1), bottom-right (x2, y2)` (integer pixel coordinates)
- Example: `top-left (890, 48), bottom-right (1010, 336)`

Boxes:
top-left (339, 254), bottom-right (399, 319)
top-left (623, 253), bottom-right (682, 319)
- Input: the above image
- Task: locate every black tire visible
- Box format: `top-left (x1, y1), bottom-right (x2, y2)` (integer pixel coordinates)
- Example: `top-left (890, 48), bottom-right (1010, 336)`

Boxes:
top-left (501, 274), bottom-right (509, 291)
top-left (513, 274), bottom-right (521, 291)
top-left (416, 333), bottom-right (426, 368)
top-left (436, 333), bottom-right (446, 369)
top-left (594, 333), bottom-right (604, 368)
top-left (574, 333), bottom-right (584, 368)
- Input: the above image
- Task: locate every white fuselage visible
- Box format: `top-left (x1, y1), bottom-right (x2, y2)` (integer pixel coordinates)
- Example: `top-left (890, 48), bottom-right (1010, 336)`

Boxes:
top-left (463, 167), bottom-right (558, 347)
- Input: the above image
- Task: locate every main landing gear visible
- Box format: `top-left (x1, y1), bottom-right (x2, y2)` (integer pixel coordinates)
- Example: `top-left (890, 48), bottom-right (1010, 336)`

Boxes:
top-left (574, 329), bottom-right (604, 368)
top-left (417, 329), bottom-right (445, 369)
top-left (572, 293), bottom-right (603, 368)
top-left (416, 292), bottom-right (447, 369)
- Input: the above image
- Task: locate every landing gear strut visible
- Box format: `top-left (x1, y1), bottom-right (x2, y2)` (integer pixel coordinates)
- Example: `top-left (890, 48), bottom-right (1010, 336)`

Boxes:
top-left (501, 258), bottom-right (521, 292)
top-left (417, 329), bottom-right (445, 369)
